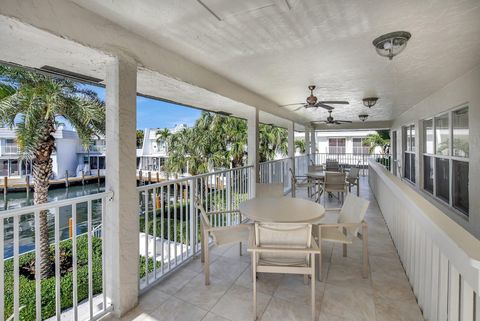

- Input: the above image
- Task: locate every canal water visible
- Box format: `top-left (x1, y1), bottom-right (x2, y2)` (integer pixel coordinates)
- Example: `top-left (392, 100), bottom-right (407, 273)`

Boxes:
top-left (1, 183), bottom-right (105, 259)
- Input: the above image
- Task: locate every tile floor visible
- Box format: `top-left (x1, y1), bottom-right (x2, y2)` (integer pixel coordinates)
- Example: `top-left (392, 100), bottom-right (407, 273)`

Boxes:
top-left (102, 177), bottom-right (425, 321)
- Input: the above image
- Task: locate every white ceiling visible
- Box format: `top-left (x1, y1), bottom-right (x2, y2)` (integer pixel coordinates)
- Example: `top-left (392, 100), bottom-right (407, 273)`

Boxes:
top-left (71, 0), bottom-right (480, 123)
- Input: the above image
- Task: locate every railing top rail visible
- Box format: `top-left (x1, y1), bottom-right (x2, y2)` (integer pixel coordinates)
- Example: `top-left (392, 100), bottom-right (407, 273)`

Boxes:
top-left (259, 157), bottom-right (292, 165)
top-left (136, 165), bottom-right (254, 192)
top-left (0, 191), bottom-right (113, 218)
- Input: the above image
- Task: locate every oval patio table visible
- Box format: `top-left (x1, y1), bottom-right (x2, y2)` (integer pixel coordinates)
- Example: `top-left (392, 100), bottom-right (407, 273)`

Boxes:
top-left (239, 197), bottom-right (325, 223)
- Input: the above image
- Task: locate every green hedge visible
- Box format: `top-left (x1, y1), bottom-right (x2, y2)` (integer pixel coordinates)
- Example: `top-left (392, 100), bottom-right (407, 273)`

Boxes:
top-left (3, 235), bottom-right (157, 320)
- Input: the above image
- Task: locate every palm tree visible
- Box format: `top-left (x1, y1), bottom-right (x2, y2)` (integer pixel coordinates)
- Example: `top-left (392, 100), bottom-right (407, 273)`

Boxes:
top-left (136, 129), bottom-right (144, 148)
top-left (156, 128), bottom-right (170, 145)
top-left (0, 65), bottom-right (105, 278)
top-left (295, 139), bottom-right (306, 154)
top-left (363, 131), bottom-right (390, 154)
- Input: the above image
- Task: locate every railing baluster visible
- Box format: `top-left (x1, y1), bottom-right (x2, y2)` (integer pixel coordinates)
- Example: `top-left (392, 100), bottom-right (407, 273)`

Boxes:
top-left (13, 215), bottom-right (19, 321)
top-left (87, 200), bottom-right (93, 319)
top-left (0, 217), bottom-right (4, 321)
top-left (72, 203), bottom-right (78, 321)
top-left (167, 186), bottom-right (171, 270)
top-left (180, 183), bottom-right (183, 261)
top-left (153, 188), bottom-right (157, 277)
top-left (160, 186), bottom-right (165, 275)
top-left (55, 207), bottom-right (61, 320)
top-left (101, 196), bottom-right (107, 311)
top-left (174, 183), bottom-right (177, 266)
top-left (144, 191), bottom-right (149, 283)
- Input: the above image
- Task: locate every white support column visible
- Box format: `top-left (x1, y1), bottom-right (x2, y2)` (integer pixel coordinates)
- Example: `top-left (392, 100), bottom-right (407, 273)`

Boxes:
top-left (105, 55), bottom-right (139, 317)
top-left (310, 128), bottom-right (317, 164)
top-left (287, 121), bottom-right (295, 173)
top-left (247, 108), bottom-right (260, 195)
top-left (304, 127), bottom-right (310, 155)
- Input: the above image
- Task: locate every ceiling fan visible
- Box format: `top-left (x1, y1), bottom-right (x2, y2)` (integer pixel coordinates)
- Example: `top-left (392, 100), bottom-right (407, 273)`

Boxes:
top-left (311, 110), bottom-right (352, 125)
top-left (280, 85), bottom-right (349, 111)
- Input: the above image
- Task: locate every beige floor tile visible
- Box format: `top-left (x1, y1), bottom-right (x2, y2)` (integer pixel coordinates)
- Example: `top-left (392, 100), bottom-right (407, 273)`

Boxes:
top-left (374, 296), bottom-right (424, 321)
top-left (322, 283), bottom-right (376, 321)
top-left (274, 275), bottom-right (324, 308)
top-left (201, 312), bottom-right (231, 321)
top-left (154, 267), bottom-right (199, 295)
top-left (209, 256), bottom-right (249, 282)
top-left (175, 273), bottom-right (233, 310)
top-left (318, 311), bottom-right (356, 321)
top-left (146, 297), bottom-right (208, 321)
top-left (260, 297), bottom-right (318, 321)
top-left (235, 267), bottom-right (283, 296)
top-left (211, 284), bottom-right (271, 321)
top-left (137, 288), bottom-right (171, 312)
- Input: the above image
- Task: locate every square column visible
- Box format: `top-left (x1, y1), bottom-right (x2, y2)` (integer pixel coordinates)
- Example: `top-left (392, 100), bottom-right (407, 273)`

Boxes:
top-left (304, 127), bottom-right (310, 155)
top-left (247, 108), bottom-right (260, 195)
top-left (310, 128), bottom-right (317, 163)
top-left (105, 55), bottom-right (139, 316)
top-left (287, 121), bottom-right (295, 173)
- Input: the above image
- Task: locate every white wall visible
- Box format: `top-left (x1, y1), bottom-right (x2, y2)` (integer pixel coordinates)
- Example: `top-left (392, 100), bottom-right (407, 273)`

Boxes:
top-left (391, 64), bottom-right (480, 238)
top-left (53, 137), bottom-right (80, 179)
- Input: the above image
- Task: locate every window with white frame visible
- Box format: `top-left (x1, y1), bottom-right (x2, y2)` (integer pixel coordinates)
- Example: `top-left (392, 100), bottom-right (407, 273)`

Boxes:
top-left (422, 106), bottom-right (469, 216)
top-left (403, 125), bottom-right (415, 183)
top-left (328, 138), bottom-right (346, 154)
top-left (352, 138), bottom-right (369, 155)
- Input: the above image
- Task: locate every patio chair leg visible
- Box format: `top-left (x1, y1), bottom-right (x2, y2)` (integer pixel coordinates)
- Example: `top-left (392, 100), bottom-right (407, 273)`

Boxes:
top-left (343, 243), bottom-right (347, 257)
top-left (239, 241), bottom-right (243, 256)
top-left (357, 180), bottom-right (360, 196)
top-left (204, 233), bottom-right (210, 285)
top-left (311, 256), bottom-right (316, 321)
top-left (362, 224), bottom-right (369, 278)
top-left (317, 225), bottom-right (322, 281)
top-left (200, 225), bottom-right (205, 263)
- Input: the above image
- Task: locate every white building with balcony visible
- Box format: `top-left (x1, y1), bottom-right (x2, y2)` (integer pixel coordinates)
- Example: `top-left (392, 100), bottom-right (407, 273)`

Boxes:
top-left (136, 124), bottom-right (187, 173)
top-left (0, 126), bottom-right (106, 179)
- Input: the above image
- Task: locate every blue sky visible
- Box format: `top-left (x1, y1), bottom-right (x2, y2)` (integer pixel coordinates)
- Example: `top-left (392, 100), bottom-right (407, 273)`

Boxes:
top-left (80, 84), bottom-right (201, 130)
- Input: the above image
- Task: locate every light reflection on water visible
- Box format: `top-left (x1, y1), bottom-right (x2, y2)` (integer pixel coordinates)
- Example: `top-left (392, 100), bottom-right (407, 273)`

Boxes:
top-left (1, 183), bottom-right (105, 259)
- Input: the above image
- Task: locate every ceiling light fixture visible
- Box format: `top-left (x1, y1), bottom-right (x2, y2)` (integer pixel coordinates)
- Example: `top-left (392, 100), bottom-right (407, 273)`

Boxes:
top-left (373, 31), bottom-right (411, 60)
top-left (362, 97), bottom-right (379, 108)
top-left (359, 114), bottom-right (369, 122)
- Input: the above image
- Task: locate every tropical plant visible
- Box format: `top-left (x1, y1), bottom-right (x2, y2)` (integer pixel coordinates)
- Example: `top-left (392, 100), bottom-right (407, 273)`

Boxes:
top-left (156, 128), bottom-right (170, 145)
top-left (136, 129), bottom-right (144, 148)
top-left (363, 130), bottom-right (390, 154)
top-left (0, 65), bottom-right (105, 278)
top-left (295, 139), bottom-right (306, 154)
top-left (164, 112), bottom-right (289, 175)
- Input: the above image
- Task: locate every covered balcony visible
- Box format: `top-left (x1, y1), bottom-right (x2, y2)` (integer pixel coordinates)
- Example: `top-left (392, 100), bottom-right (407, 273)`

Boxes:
top-left (0, 1), bottom-right (479, 321)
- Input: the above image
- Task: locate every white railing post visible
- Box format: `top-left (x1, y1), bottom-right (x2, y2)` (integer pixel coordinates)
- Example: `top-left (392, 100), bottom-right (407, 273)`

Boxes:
top-left (189, 178), bottom-right (197, 255)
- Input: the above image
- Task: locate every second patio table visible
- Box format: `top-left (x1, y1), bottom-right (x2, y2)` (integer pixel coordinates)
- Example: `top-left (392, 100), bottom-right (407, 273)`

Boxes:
top-left (239, 197), bottom-right (325, 223)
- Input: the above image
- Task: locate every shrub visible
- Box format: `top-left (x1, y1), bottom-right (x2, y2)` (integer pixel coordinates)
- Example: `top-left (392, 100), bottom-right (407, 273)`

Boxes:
top-left (3, 235), bottom-right (156, 320)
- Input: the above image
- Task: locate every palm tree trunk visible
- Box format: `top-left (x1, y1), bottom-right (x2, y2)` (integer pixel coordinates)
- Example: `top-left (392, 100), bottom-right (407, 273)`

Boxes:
top-left (33, 126), bottom-right (55, 279)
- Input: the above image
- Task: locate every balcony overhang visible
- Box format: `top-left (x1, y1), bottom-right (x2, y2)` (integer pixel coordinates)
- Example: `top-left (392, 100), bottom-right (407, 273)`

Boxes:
top-left (0, 1), bottom-right (307, 129)
top-left (311, 120), bottom-right (391, 131)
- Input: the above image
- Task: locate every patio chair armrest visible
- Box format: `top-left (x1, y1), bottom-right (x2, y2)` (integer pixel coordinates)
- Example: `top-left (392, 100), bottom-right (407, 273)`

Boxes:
top-left (247, 245), bottom-right (321, 254)
top-left (205, 224), bottom-right (250, 234)
top-left (318, 222), bottom-right (365, 229)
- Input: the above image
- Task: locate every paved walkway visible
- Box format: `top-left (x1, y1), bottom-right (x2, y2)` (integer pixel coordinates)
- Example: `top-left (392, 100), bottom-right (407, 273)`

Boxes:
top-left (103, 177), bottom-right (424, 321)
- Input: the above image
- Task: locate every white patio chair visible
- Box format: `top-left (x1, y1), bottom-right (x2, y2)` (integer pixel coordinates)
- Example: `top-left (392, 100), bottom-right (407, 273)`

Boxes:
top-left (316, 194), bottom-right (370, 280)
top-left (289, 167), bottom-right (317, 198)
top-left (195, 197), bottom-right (252, 285)
top-left (256, 183), bottom-right (284, 198)
top-left (346, 167), bottom-right (360, 196)
top-left (321, 171), bottom-right (347, 207)
top-left (325, 159), bottom-right (340, 172)
top-left (249, 222), bottom-right (320, 321)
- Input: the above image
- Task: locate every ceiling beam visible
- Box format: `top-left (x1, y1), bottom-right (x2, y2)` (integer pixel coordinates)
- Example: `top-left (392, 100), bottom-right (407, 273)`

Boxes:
top-left (312, 120), bottom-right (392, 131)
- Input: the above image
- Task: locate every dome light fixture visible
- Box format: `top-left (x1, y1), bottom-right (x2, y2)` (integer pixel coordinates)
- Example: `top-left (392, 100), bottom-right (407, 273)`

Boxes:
top-left (359, 114), bottom-right (369, 122)
top-left (362, 97), bottom-right (379, 108)
top-left (373, 31), bottom-right (411, 60)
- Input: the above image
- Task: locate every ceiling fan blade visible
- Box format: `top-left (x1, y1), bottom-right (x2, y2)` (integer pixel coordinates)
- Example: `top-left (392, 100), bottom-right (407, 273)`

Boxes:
top-left (318, 101), bottom-right (349, 105)
top-left (336, 120), bottom-right (353, 123)
top-left (279, 103), bottom-right (304, 107)
top-left (293, 105), bottom-right (305, 111)
top-left (315, 103), bottom-right (334, 110)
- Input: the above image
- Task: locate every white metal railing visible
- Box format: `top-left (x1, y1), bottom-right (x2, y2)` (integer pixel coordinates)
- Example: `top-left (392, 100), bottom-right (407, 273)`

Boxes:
top-left (369, 161), bottom-right (480, 321)
top-left (136, 165), bottom-right (253, 291)
top-left (258, 158), bottom-right (292, 193)
top-left (0, 191), bottom-right (113, 321)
